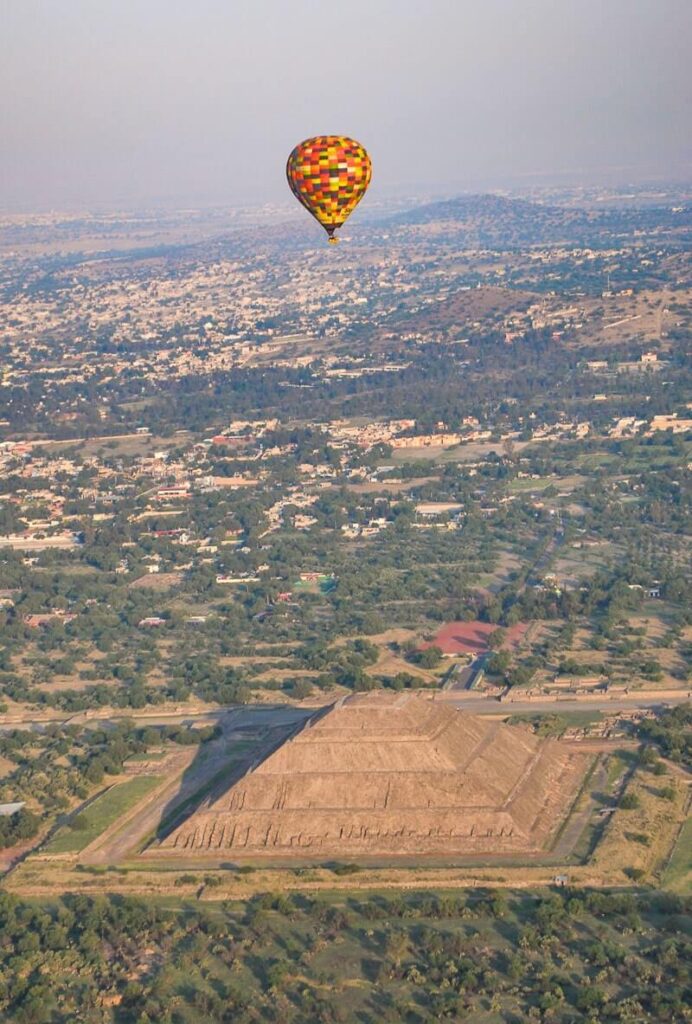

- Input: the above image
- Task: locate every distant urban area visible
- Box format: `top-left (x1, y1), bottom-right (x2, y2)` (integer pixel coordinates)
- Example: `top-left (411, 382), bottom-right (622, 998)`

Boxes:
top-left (0, 185), bottom-right (689, 1023)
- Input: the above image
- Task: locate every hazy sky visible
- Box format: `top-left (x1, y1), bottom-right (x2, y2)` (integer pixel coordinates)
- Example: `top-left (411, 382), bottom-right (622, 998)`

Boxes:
top-left (1, 0), bottom-right (690, 209)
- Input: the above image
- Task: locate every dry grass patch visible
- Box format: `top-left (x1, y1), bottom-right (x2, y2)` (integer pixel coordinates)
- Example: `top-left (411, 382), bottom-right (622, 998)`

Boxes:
top-left (219, 656), bottom-right (289, 667)
top-left (346, 475), bottom-right (439, 494)
top-left (252, 668), bottom-right (320, 682)
top-left (38, 674), bottom-right (117, 692)
top-left (574, 286), bottom-right (688, 348)
top-left (626, 613), bottom-right (669, 641)
top-left (591, 767), bottom-right (688, 884)
top-left (371, 650), bottom-right (438, 683)
top-left (334, 627), bottom-right (418, 649)
top-left (129, 572), bottom-right (183, 590)
top-left (553, 543), bottom-right (613, 585)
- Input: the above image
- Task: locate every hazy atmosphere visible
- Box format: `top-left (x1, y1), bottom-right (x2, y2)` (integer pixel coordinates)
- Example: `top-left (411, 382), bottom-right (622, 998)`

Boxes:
top-left (2, 0), bottom-right (691, 209)
top-left (0, 0), bottom-right (691, 1013)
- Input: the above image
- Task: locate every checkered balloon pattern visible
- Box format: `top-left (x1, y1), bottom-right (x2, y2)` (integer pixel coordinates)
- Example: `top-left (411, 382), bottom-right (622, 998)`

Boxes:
top-left (286, 136), bottom-right (372, 241)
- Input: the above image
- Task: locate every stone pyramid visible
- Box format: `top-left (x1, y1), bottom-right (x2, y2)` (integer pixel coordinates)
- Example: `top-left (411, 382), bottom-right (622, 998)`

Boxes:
top-left (161, 692), bottom-right (587, 858)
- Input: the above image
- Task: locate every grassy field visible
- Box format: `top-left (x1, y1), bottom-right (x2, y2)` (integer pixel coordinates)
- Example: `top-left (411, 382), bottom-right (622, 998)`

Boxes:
top-left (661, 813), bottom-right (692, 893)
top-left (44, 776), bottom-right (163, 855)
top-left (507, 709), bottom-right (604, 735)
top-left (507, 474), bottom-right (585, 493)
top-left (46, 432), bottom-right (185, 458)
top-left (293, 575), bottom-right (337, 595)
top-left (390, 439), bottom-right (529, 464)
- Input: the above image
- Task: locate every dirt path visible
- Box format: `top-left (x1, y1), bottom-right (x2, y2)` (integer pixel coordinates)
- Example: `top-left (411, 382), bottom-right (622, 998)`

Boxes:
top-left (77, 752), bottom-right (195, 866)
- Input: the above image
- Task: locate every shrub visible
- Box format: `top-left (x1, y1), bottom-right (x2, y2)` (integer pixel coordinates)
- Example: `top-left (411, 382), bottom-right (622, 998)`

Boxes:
top-left (626, 867), bottom-right (645, 881)
top-left (328, 862), bottom-right (361, 876)
top-left (0, 807), bottom-right (41, 849)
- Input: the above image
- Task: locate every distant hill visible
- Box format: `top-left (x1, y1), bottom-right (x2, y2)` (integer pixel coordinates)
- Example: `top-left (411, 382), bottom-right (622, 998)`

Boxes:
top-left (381, 193), bottom-right (691, 250)
top-left (386, 193), bottom-right (558, 227)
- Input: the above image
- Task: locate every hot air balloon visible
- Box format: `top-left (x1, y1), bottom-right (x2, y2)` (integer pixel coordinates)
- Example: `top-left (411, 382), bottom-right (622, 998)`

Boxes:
top-left (286, 136), bottom-right (372, 243)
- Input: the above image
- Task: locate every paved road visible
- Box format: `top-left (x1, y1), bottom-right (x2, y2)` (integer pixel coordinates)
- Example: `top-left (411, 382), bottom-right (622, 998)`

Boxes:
top-left (0, 705), bottom-right (311, 733)
top-left (442, 693), bottom-right (690, 715)
top-left (1, 693), bottom-right (688, 736)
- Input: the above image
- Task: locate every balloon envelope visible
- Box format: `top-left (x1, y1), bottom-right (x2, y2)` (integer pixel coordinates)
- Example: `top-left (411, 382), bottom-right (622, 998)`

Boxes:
top-left (286, 136), bottom-right (372, 242)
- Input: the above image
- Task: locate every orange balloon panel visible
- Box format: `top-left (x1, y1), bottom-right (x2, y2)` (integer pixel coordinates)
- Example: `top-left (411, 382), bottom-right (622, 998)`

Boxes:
top-left (286, 136), bottom-right (372, 241)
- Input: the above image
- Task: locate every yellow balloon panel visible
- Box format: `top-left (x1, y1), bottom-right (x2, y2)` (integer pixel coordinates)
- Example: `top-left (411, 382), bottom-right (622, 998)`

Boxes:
top-left (286, 136), bottom-right (372, 239)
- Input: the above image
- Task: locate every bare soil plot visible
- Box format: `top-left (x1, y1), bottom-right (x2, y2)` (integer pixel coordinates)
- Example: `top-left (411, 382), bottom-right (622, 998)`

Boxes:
top-left (334, 627), bottom-right (419, 649)
top-left (626, 611), bottom-right (674, 640)
top-left (346, 475), bottom-right (439, 494)
top-left (425, 620), bottom-right (528, 656)
top-left (0, 838), bottom-right (43, 873)
top-left (0, 755), bottom-right (18, 779)
top-left (243, 333), bottom-right (333, 367)
top-left (334, 627), bottom-right (444, 682)
top-left (129, 572), bottom-right (184, 590)
top-left (641, 650), bottom-right (688, 684)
